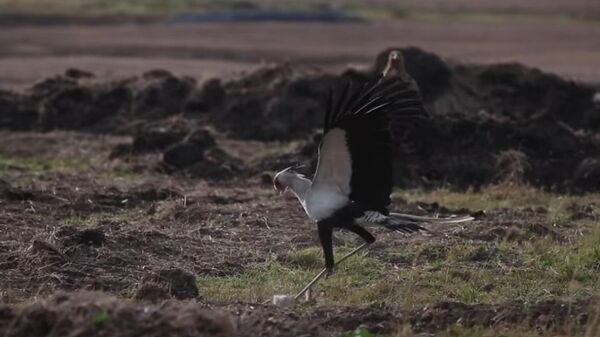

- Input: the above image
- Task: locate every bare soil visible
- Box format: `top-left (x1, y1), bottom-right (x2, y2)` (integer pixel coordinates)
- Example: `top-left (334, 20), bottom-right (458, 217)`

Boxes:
top-left (1, 20), bottom-right (600, 89)
top-left (0, 291), bottom-right (595, 337)
top-left (0, 127), bottom-right (598, 335)
top-left (1, 47), bottom-right (599, 190)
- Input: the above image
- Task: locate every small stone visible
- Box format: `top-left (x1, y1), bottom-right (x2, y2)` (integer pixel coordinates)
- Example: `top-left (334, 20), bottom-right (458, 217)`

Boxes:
top-left (272, 294), bottom-right (294, 307)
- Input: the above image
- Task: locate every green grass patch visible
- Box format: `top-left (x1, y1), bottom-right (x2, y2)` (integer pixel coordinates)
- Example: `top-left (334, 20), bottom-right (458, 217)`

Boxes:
top-left (342, 327), bottom-right (381, 337)
top-left (200, 226), bottom-right (600, 307)
top-left (394, 186), bottom-right (600, 222)
top-left (0, 153), bottom-right (90, 174)
top-left (524, 228), bottom-right (600, 283)
top-left (63, 215), bottom-right (89, 226)
top-left (199, 246), bottom-right (385, 303)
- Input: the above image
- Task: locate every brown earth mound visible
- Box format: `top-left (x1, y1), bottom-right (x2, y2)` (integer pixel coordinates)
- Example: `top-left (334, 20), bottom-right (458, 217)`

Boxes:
top-left (0, 48), bottom-right (599, 190)
top-left (0, 292), bottom-right (233, 337)
top-left (1, 69), bottom-right (196, 133)
top-left (111, 121), bottom-right (244, 180)
top-left (0, 292), bottom-right (594, 337)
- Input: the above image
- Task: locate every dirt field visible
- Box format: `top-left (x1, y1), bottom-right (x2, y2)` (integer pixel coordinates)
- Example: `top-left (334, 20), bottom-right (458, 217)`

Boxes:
top-left (1, 19), bottom-right (600, 90)
top-left (0, 128), bottom-right (599, 336)
top-left (1, 5), bottom-right (600, 336)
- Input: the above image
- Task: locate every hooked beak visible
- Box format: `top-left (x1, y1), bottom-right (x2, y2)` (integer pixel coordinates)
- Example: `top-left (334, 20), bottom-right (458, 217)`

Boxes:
top-left (273, 179), bottom-right (287, 195)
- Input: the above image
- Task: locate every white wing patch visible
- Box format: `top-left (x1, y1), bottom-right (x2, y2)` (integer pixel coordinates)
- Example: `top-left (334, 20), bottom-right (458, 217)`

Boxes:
top-left (312, 128), bottom-right (352, 196)
top-left (303, 187), bottom-right (349, 221)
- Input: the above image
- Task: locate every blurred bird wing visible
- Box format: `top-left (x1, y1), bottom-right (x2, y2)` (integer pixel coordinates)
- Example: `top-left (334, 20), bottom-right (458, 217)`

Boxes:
top-left (312, 128), bottom-right (352, 196)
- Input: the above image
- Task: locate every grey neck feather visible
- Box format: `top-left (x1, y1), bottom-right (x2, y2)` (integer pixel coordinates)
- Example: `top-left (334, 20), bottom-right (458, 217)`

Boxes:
top-left (287, 174), bottom-right (312, 203)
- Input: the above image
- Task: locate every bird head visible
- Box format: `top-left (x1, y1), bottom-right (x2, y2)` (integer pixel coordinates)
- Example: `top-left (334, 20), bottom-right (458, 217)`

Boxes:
top-left (273, 165), bottom-right (304, 195)
top-left (383, 50), bottom-right (408, 81)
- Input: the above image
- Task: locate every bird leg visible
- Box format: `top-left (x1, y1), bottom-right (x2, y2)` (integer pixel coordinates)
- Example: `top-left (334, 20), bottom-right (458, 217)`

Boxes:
top-left (293, 221), bottom-right (334, 300)
top-left (294, 242), bottom-right (370, 300)
top-left (294, 223), bottom-right (376, 301)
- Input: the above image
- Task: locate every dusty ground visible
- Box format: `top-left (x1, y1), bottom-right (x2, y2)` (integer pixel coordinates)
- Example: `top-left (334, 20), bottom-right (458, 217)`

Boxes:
top-left (1, 19), bottom-right (600, 89)
top-left (0, 129), bottom-right (599, 337)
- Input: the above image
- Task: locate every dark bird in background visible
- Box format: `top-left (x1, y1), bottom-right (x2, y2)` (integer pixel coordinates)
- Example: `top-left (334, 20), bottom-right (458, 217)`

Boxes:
top-left (273, 51), bottom-right (473, 299)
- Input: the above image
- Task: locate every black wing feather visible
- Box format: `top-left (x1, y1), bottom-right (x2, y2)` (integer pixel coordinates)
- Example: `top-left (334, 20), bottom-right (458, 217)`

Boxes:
top-left (321, 76), bottom-right (423, 213)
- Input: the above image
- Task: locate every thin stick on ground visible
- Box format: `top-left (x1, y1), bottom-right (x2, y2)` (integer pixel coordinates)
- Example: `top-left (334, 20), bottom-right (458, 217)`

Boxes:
top-left (294, 242), bottom-right (370, 300)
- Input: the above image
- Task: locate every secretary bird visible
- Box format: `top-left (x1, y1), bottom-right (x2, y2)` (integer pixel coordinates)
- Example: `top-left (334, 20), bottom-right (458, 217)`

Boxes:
top-left (273, 50), bottom-right (474, 300)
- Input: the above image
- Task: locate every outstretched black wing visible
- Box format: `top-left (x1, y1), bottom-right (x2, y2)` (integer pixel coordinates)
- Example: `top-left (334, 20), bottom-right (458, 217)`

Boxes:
top-left (312, 76), bottom-right (423, 213)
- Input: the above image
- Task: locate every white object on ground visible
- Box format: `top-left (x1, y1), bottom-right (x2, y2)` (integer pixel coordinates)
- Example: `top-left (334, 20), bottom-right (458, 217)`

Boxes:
top-left (304, 287), bottom-right (312, 302)
top-left (272, 294), bottom-right (295, 307)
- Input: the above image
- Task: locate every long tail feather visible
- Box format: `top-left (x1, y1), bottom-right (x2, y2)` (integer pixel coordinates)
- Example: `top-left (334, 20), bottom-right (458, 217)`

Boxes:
top-left (389, 212), bottom-right (475, 223)
top-left (382, 212), bottom-right (475, 234)
top-left (382, 220), bottom-right (426, 234)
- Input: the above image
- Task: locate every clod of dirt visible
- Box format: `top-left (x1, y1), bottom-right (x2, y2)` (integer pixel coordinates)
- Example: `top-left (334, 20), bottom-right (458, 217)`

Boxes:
top-left (573, 157), bottom-right (600, 190)
top-left (161, 128), bottom-right (217, 169)
top-left (259, 172), bottom-right (273, 185)
top-left (1, 69), bottom-right (198, 133)
top-left (56, 226), bottom-right (106, 247)
top-left (185, 148), bottom-right (243, 179)
top-left (64, 186), bottom-right (180, 214)
top-left (27, 240), bottom-right (65, 262)
top-left (210, 63), bottom-right (336, 140)
top-left (567, 202), bottom-right (598, 221)
top-left (410, 299), bottom-right (591, 332)
top-left (134, 282), bottom-right (171, 302)
top-left (0, 179), bottom-right (34, 201)
top-left (132, 186), bottom-right (182, 201)
top-left (186, 78), bottom-right (227, 113)
top-left (132, 118), bottom-right (192, 153)
top-left (133, 70), bottom-right (196, 118)
top-left (157, 128), bottom-right (243, 179)
top-left (478, 63), bottom-right (598, 129)
top-left (463, 208), bottom-right (563, 242)
top-left (262, 95), bottom-right (323, 138)
top-left (109, 117), bottom-right (194, 157)
top-left (187, 128), bottom-right (217, 148)
top-left (153, 268), bottom-right (199, 300)
top-left (112, 123), bottom-right (242, 180)
top-left (64, 68), bottom-right (95, 79)
top-left (494, 150), bottom-right (530, 185)
top-left (163, 142), bottom-right (205, 169)
top-left (0, 292), bottom-right (233, 337)
top-left (33, 74), bottom-right (132, 131)
top-left (0, 90), bottom-right (37, 130)
top-left (486, 226), bottom-right (528, 242)
top-left (0, 90), bottom-right (38, 130)
top-left (73, 228), bottom-right (106, 247)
